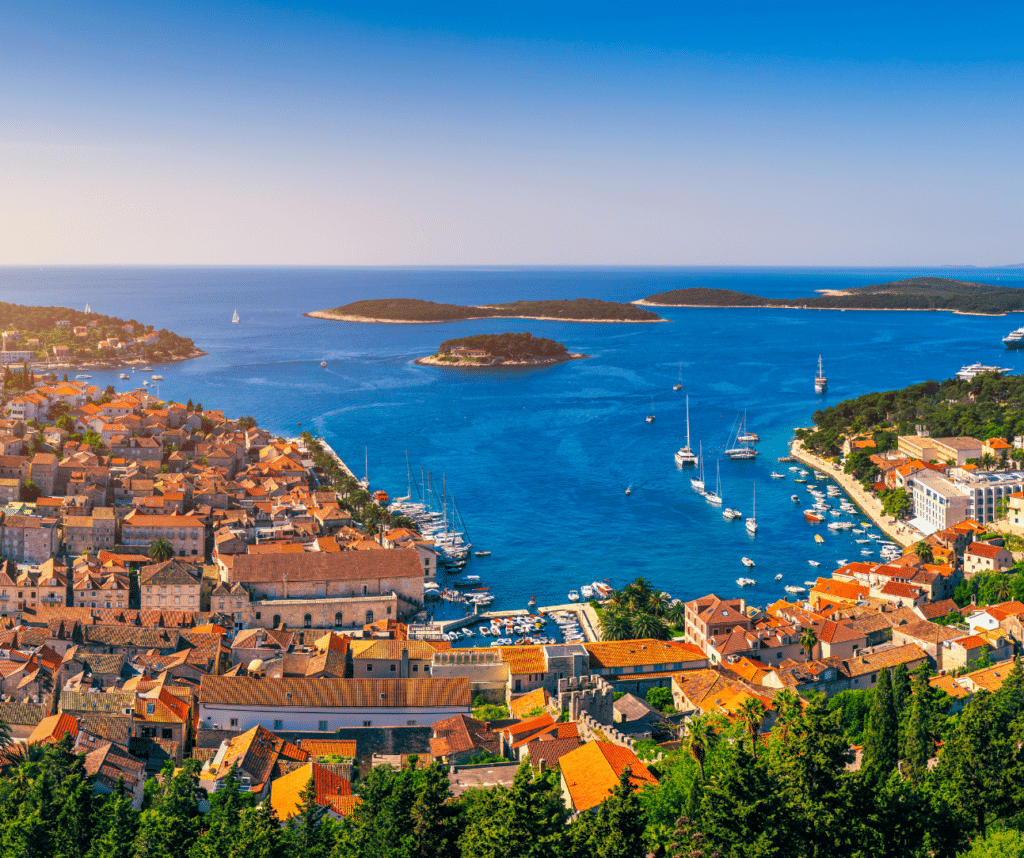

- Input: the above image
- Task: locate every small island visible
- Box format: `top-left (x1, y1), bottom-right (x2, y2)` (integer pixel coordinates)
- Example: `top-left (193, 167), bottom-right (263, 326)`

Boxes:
top-left (0, 301), bottom-right (204, 368)
top-left (415, 332), bottom-right (587, 367)
top-left (307, 297), bottom-right (664, 323)
top-left (639, 276), bottom-right (1024, 316)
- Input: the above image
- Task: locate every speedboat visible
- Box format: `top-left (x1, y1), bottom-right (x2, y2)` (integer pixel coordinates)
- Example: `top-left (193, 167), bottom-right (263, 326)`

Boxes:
top-left (736, 577), bottom-right (757, 587)
top-left (770, 472), bottom-right (785, 479)
top-left (814, 534), bottom-right (825, 544)
top-left (774, 573), bottom-right (783, 581)
top-left (808, 560), bottom-right (820, 566)
top-left (785, 585), bottom-right (807, 594)
top-left (119, 373), bottom-right (129, 380)
top-left (580, 585), bottom-right (594, 600)
top-left (791, 495), bottom-right (801, 503)
top-left (723, 508), bottom-right (742, 520)
top-left (568, 590), bottom-right (580, 602)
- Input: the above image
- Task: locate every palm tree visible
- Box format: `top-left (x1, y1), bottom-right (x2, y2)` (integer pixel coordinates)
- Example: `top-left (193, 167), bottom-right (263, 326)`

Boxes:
top-left (915, 540), bottom-right (934, 564)
top-left (683, 716), bottom-right (719, 781)
top-left (996, 579), bottom-right (1011, 603)
top-left (735, 697), bottom-right (767, 760)
top-left (148, 538), bottom-right (175, 562)
top-left (800, 626), bottom-right (819, 662)
top-left (772, 689), bottom-right (802, 746)
top-left (666, 601), bottom-right (687, 629)
top-left (623, 576), bottom-right (656, 607)
top-left (631, 611), bottom-right (669, 641)
top-left (600, 607), bottom-right (634, 641)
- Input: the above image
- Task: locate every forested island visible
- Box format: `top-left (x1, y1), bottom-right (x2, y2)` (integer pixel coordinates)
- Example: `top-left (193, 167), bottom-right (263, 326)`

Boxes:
top-left (416, 332), bottom-right (585, 366)
top-left (0, 302), bottom-right (203, 367)
top-left (640, 276), bottom-right (1024, 315)
top-left (307, 297), bottom-right (663, 323)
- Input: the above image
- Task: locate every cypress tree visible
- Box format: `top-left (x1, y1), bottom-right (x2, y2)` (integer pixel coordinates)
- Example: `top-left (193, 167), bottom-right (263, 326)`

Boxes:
top-left (862, 668), bottom-right (899, 781)
top-left (411, 762), bottom-right (459, 858)
top-left (229, 805), bottom-right (283, 858)
top-left (902, 662), bottom-right (935, 783)
top-left (891, 662), bottom-right (912, 716)
top-left (87, 788), bottom-right (138, 858)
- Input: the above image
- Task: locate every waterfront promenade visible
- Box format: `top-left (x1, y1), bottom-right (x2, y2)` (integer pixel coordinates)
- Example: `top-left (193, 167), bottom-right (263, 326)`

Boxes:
top-left (790, 440), bottom-right (917, 549)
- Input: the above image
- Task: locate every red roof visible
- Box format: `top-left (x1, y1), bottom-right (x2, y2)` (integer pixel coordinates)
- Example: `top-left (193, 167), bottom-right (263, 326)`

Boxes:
top-left (966, 542), bottom-right (1008, 560)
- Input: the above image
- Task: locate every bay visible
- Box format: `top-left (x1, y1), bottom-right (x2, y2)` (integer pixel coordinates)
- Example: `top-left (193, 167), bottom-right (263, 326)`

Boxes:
top-left (3, 265), bottom-right (1023, 616)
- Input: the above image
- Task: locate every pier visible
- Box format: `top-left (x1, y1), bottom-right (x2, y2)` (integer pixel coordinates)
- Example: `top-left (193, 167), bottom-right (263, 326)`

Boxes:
top-left (293, 435), bottom-right (359, 483)
top-left (410, 601), bottom-right (603, 643)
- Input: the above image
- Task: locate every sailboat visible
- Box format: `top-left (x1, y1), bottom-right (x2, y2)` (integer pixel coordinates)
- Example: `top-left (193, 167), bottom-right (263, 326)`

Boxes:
top-left (645, 396), bottom-right (656, 423)
top-left (674, 395), bottom-right (699, 466)
top-left (745, 484), bottom-right (758, 534)
top-left (84, 302), bottom-right (91, 314)
top-left (690, 442), bottom-right (705, 492)
top-left (359, 448), bottom-right (369, 489)
top-left (320, 349), bottom-right (327, 368)
top-left (673, 363), bottom-right (683, 391)
top-left (815, 355), bottom-right (827, 393)
top-left (736, 410), bottom-right (759, 444)
top-left (704, 461), bottom-right (723, 506)
top-left (232, 309), bottom-right (240, 324)
top-left (724, 412), bottom-right (757, 459)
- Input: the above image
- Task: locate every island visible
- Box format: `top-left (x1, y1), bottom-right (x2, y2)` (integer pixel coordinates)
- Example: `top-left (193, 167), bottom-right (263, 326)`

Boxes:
top-left (415, 332), bottom-right (587, 367)
top-left (306, 297), bottom-right (665, 323)
top-left (639, 276), bottom-right (1024, 316)
top-left (0, 301), bottom-right (204, 368)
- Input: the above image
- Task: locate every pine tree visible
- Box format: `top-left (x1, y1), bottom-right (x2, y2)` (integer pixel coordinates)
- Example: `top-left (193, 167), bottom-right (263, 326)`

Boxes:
top-left (862, 668), bottom-right (899, 781)
top-left (88, 788), bottom-right (139, 858)
top-left (229, 805), bottom-right (283, 858)
top-left (190, 765), bottom-right (251, 858)
top-left (592, 768), bottom-right (647, 858)
top-left (282, 776), bottom-right (329, 858)
top-left (411, 762), bottom-right (458, 858)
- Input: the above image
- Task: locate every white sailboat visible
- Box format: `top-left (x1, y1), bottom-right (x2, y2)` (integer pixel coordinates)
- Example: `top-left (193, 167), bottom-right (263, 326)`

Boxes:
top-left (690, 442), bottom-right (705, 492)
top-left (704, 460), bottom-right (723, 506)
top-left (724, 411), bottom-right (757, 459)
top-left (745, 483), bottom-right (758, 534)
top-left (645, 395), bottom-right (656, 423)
top-left (232, 309), bottom-right (240, 324)
top-left (84, 302), bottom-right (91, 314)
top-left (736, 410), bottom-right (759, 444)
top-left (673, 363), bottom-right (683, 391)
top-left (320, 349), bottom-right (327, 368)
top-left (674, 395), bottom-right (699, 466)
top-left (815, 354), bottom-right (827, 393)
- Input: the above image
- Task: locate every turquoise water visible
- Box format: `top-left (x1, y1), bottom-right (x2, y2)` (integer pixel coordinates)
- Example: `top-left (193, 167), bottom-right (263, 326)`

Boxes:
top-left (3, 265), bottom-right (1023, 612)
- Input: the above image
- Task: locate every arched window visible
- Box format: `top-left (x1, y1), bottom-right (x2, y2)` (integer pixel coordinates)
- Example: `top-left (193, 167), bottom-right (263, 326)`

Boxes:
top-left (304, 613), bottom-right (312, 628)
top-left (334, 612), bottom-right (343, 627)
top-left (272, 614), bottom-right (281, 628)
top-left (365, 610), bottom-right (374, 625)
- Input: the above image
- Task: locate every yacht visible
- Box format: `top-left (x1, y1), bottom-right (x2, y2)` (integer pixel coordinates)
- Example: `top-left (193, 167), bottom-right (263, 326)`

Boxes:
top-left (815, 355), bottom-right (827, 393)
top-left (119, 372), bottom-right (129, 380)
top-left (736, 577), bottom-right (756, 587)
top-left (1004, 326), bottom-right (1024, 349)
top-left (75, 373), bottom-right (91, 379)
top-left (723, 507), bottom-right (742, 520)
top-left (785, 585), bottom-right (807, 594)
top-left (151, 374), bottom-right (163, 381)
top-left (568, 590), bottom-right (580, 602)
top-left (674, 395), bottom-right (699, 466)
top-left (770, 471), bottom-right (785, 479)
top-left (808, 560), bottom-right (820, 567)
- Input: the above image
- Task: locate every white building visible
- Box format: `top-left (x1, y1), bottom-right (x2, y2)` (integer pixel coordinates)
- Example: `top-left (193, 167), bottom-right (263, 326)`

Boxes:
top-left (911, 469), bottom-right (1024, 533)
top-left (197, 676), bottom-right (471, 732)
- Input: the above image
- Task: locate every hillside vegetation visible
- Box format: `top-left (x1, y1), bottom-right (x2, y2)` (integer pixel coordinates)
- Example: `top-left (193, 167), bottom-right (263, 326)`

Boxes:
top-left (437, 332), bottom-right (570, 361)
top-left (644, 276), bottom-right (1024, 315)
top-left (799, 371), bottom-right (1024, 459)
top-left (0, 301), bottom-right (197, 363)
top-left (324, 297), bottom-right (662, 322)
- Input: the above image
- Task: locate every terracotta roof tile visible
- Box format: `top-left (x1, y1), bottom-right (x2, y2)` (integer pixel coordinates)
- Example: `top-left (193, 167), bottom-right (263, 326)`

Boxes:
top-left (559, 741), bottom-right (657, 812)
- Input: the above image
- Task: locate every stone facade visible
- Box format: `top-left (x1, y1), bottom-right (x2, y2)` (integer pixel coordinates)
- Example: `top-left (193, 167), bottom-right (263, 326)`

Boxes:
top-left (556, 675), bottom-right (614, 724)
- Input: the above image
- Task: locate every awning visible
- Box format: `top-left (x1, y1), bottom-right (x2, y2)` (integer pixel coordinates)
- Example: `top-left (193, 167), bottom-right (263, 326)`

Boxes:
top-left (907, 516), bottom-right (938, 537)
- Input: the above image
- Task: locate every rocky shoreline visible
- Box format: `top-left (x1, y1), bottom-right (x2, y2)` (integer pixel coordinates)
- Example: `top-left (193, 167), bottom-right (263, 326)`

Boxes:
top-left (415, 353), bottom-right (588, 368)
top-left (25, 347), bottom-right (208, 372)
top-left (305, 309), bottom-right (664, 324)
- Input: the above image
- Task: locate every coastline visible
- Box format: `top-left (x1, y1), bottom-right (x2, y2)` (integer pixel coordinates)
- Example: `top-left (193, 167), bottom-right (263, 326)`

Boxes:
top-left (415, 353), bottom-right (588, 368)
top-left (789, 440), bottom-right (918, 549)
top-left (305, 309), bottom-right (666, 324)
top-left (632, 298), bottom-right (1013, 317)
top-left (27, 347), bottom-right (208, 372)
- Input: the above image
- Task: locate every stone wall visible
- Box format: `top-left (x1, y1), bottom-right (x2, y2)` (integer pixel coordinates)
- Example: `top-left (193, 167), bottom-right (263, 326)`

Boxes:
top-left (556, 674), bottom-right (614, 724)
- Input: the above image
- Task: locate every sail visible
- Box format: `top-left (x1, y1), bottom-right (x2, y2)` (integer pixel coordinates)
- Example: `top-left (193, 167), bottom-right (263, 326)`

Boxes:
top-left (232, 309), bottom-right (240, 323)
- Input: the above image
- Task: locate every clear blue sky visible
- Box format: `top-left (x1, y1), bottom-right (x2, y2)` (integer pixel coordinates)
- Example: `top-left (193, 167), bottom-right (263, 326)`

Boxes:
top-left (2, 1), bottom-right (1022, 265)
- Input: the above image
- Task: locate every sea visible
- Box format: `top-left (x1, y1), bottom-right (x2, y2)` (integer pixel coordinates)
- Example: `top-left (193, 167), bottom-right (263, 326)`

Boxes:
top-left (3, 265), bottom-right (1024, 632)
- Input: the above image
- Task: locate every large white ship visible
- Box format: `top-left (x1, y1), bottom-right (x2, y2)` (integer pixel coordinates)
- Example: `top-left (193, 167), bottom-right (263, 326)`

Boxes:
top-left (1003, 327), bottom-right (1024, 349)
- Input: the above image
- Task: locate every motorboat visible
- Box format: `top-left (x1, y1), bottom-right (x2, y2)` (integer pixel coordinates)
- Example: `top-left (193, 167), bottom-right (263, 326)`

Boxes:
top-left (774, 573), bottom-right (783, 581)
top-left (119, 373), bottom-right (129, 380)
top-left (808, 560), bottom-right (820, 567)
top-left (568, 590), bottom-right (580, 602)
top-left (770, 472), bottom-right (785, 479)
top-left (741, 557), bottom-right (755, 567)
top-left (723, 507), bottom-right (742, 520)
top-left (785, 585), bottom-right (807, 594)
top-left (805, 511), bottom-right (824, 523)
top-left (736, 577), bottom-right (757, 587)
top-left (791, 494), bottom-right (801, 503)
top-left (646, 395), bottom-right (656, 423)
top-left (151, 374), bottom-right (163, 381)
top-left (814, 534), bottom-right (825, 544)
top-left (580, 584), bottom-right (594, 600)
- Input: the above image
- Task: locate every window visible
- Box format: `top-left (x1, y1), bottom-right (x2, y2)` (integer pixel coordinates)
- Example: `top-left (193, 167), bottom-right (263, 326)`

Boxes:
top-left (335, 612), bottom-right (343, 627)
top-left (304, 613), bottom-right (312, 628)
top-left (162, 728), bottom-right (173, 740)
top-left (365, 610), bottom-right (374, 624)
top-left (255, 612), bottom-right (261, 620)
top-left (146, 703), bottom-right (155, 715)
top-left (318, 720), bottom-right (328, 731)
top-left (230, 718), bottom-right (238, 728)
top-left (390, 664), bottom-right (396, 672)
top-left (407, 720), bottom-right (416, 726)
top-left (273, 614), bottom-right (281, 628)
top-left (362, 720), bottom-right (372, 727)
top-left (412, 665), bottom-right (418, 673)
top-left (366, 664), bottom-right (373, 672)
top-left (273, 720), bottom-right (283, 730)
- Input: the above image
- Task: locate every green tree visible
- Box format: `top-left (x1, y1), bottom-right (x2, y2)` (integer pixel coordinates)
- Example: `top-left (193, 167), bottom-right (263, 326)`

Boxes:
top-left (646, 686), bottom-right (674, 713)
top-left (229, 805), bottom-right (283, 858)
top-left (800, 626), bottom-right (818, 661)
top-left (411, 762), bottom-right (460, 858)
top-left (190, 765), bottom-right (252, 858)
top-left (282, 776), bottom-right (330, 858)
top-left (914, 540), bottom-right (935, 564)
top-left (567, 768), bottom-right (646, 858)
top-left (891, 662), bottom-right (912, 715)
top-left (862, 668), bottom-right (899, 782)
top-left (735, 697), bottom-right (767, 760)
top-left (902, 662), bottom-right (937, 782)
top-left (961, 828), bottom-right (1024, 858)
top-left (87, 788), bottom-right (139, 858)
top-left (148, 538), bottom-right (175, 562)
top-left (20, 479), bottom-right (42, 502)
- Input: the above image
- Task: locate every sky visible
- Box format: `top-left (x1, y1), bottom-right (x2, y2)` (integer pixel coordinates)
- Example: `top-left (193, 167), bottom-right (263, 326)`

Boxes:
top-left (2, 1), bottom-right (1023, 266)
